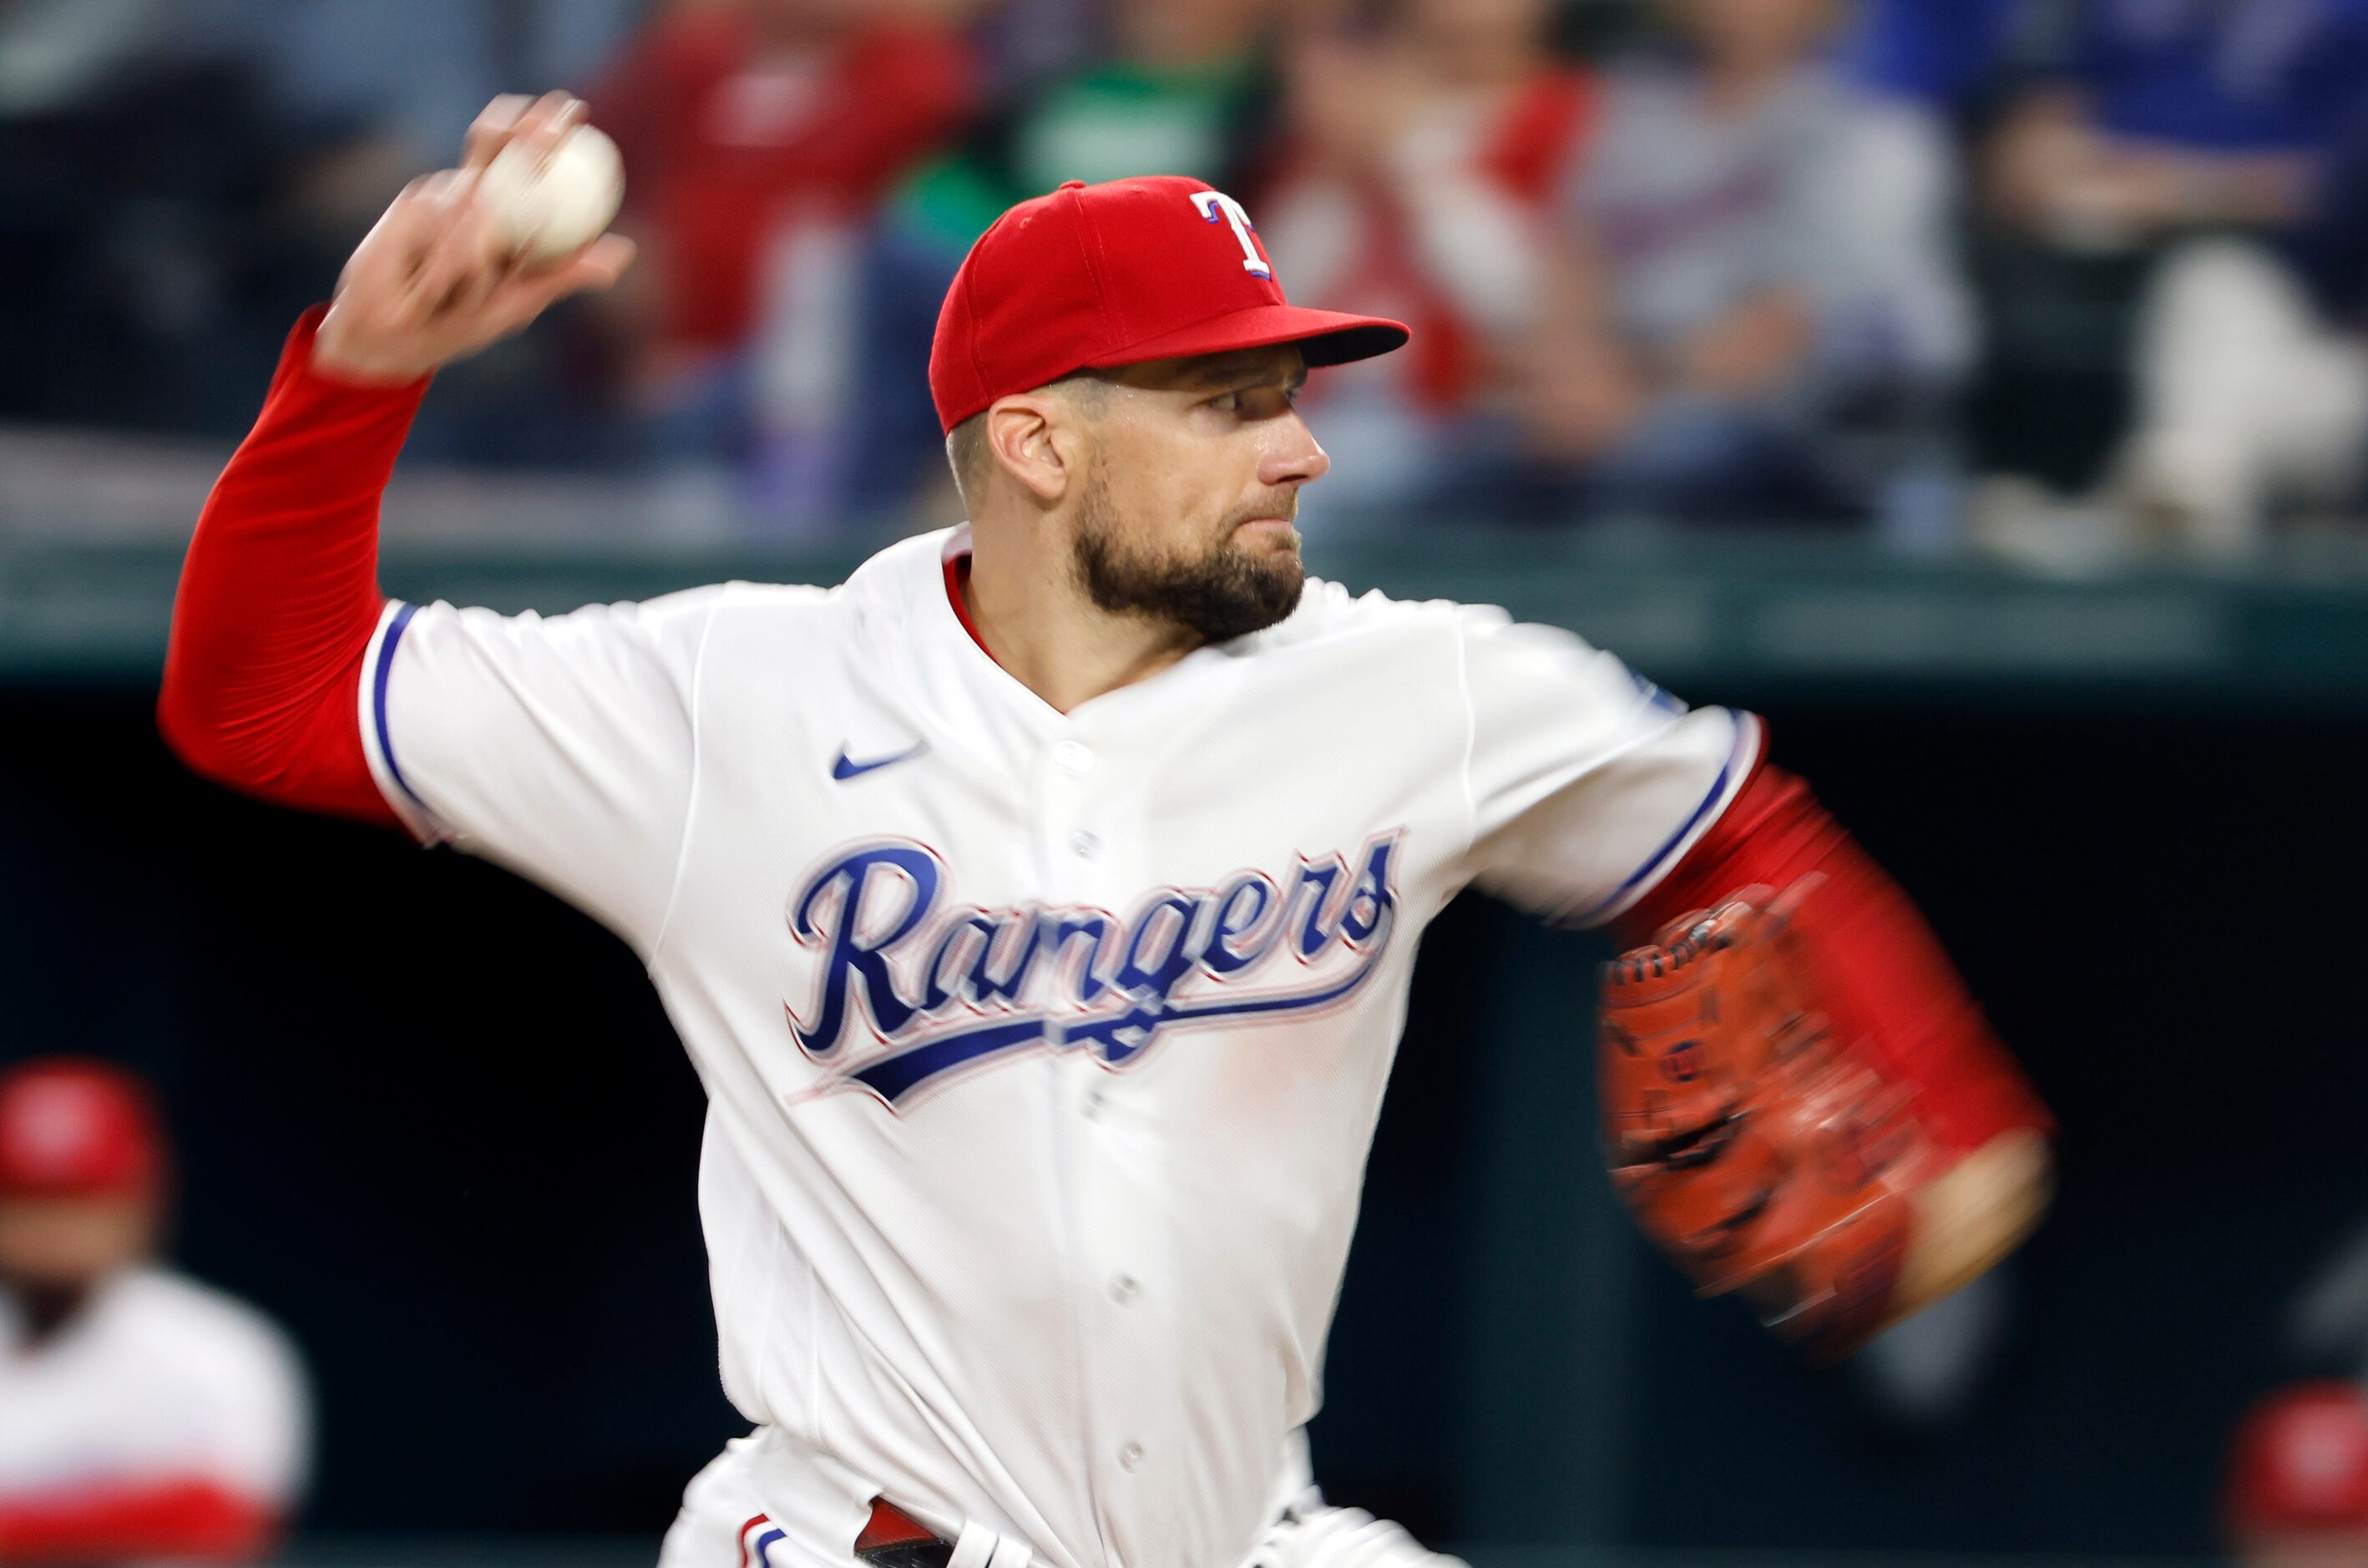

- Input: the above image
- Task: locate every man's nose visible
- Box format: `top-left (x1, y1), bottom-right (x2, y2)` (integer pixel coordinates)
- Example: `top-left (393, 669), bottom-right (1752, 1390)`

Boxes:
top-left (1262, 412), bottom-right (1331, 488)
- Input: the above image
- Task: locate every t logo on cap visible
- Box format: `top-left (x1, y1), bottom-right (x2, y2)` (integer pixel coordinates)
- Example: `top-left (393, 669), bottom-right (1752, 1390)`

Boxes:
top-left (927, 175), bottom-right (1409, 433)
top-left (1193, 190), bottom-right (1271, 280)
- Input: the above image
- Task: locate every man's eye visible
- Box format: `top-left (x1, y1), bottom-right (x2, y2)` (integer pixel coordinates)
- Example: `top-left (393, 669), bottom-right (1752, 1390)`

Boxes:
top-left (1210, 392), bottom-right (1242, 413)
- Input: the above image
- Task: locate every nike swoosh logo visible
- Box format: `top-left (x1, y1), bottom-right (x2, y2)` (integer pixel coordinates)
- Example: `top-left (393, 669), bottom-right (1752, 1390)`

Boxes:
top-left (831, 742), bottom-right (926, 781)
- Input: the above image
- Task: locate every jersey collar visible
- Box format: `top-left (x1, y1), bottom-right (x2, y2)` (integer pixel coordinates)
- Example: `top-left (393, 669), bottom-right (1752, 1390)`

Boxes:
top-left (942, 549), bottom-right (995, 666)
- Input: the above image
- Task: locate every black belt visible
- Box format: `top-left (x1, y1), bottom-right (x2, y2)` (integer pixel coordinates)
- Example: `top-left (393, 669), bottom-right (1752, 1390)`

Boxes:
top-left (855, 1497), bottom-right (952, 1568)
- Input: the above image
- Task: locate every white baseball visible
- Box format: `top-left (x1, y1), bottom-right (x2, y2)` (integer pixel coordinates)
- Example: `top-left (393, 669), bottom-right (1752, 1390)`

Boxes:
top-left (478, 124), bottom-right (625, 266)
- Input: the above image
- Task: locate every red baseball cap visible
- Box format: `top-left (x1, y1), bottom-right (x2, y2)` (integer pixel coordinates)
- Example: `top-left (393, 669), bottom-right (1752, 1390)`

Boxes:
top-left (0, 1058), bottom-right (166, 1201)
top-left (929, 175), bottom-right (1410, 432)
top-left (2229, 1383), bottom-right (2368, 1533)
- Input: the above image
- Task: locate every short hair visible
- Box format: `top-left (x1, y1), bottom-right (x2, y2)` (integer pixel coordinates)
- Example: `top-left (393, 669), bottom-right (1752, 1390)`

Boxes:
top-left (944, 372), bottom-right (1113, 510)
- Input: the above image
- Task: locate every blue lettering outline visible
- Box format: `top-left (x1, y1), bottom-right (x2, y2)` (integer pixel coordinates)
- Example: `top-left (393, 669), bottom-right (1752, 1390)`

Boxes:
top-left (783, 830), bottom-right (1407, 1107)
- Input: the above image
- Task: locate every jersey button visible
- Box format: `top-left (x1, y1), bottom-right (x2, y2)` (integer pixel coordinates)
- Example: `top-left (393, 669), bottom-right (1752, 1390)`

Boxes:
top-left (1070, 830), bottom-right (1101, 859)
top-left (1109, 1273), bottom-right (1141, 1305)
top-left (1053, 741), bottom-right (1095, 776)
top-left (1118, 1441), bottom-right (1144, 1472)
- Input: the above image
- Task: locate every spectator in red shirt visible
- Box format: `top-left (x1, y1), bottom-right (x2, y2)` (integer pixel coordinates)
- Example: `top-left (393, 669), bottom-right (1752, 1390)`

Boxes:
top-left (590, 0), bottom-right (974, 523)
top-left (1258, 0), bottom-right (1594, 522)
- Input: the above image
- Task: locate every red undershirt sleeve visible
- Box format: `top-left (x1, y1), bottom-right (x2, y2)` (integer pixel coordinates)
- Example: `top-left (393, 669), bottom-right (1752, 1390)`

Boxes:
top-left (1617, 757), bottom-right (2052, 1155)
top-left (0, 1476), bottom-right (280, 1560)
top-left (158, 307), bottom-right (427, 827)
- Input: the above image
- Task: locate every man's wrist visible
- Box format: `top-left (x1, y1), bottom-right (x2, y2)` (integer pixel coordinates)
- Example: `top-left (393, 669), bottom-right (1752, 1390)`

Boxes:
top-left (308, 304), bottom-right (435, 389)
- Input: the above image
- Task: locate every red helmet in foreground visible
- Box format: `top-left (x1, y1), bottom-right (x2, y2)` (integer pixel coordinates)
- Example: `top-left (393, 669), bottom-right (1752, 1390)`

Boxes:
top-left (0, 1058), bottom-right (166, 1201)
top-left (2229, 1381), bottom-right (2368, 1546)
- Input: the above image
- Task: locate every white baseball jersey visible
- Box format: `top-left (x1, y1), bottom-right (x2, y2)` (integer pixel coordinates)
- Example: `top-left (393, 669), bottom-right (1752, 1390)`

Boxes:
top-left (0, 1267), bottom-right (311, 1515)
top-left (355, 525), bottom-right (1756, 1568)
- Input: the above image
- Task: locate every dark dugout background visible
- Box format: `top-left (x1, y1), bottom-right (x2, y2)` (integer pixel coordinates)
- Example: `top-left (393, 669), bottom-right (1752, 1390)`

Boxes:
top-left (0, 682), bottom-right (2354, 1555)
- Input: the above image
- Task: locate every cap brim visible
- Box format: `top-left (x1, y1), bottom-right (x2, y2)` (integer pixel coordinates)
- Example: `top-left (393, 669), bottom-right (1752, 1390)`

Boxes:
top-left (1085, 304), bottom-right (1409, 374)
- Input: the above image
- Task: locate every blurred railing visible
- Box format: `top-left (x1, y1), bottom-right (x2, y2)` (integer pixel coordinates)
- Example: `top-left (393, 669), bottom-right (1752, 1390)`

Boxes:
top-left (12, 421), bottom-right (2368, 710)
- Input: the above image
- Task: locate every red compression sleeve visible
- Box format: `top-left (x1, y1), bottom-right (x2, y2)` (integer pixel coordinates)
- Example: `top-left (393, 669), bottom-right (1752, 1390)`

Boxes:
top-left (1618, 760), bottom-right (2052, 1155)
top-left (0, 1476), bottom-right (280, 1560)
top-left (159, 309), bottom-right (428, 827)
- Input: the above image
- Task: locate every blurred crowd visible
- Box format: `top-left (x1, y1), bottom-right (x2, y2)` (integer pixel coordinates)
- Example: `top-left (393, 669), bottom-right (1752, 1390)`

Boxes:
top-left (10, 0), bottom-right (2368, 550)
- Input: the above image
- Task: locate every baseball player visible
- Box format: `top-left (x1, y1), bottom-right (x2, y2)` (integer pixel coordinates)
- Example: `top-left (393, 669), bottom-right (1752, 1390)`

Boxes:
top-left (0, 1060), bottom-right (310, 1564)
top-left (159, 93), bottom-right (2052, 1568)
top-left (2227, 1383), bottom-right (2368, 1563)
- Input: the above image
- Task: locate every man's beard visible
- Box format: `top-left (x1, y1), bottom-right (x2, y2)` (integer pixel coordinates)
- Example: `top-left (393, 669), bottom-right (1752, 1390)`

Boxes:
top-left (0, 1273), bottom-right (95, 1345)
top-left (1070, 468), bottom-right (1306, 644)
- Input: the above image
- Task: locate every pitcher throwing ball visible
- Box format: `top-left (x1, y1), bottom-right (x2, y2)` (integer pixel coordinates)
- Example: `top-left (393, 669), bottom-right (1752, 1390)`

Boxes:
top-left (161, 92), bottom-right (2052, 1568)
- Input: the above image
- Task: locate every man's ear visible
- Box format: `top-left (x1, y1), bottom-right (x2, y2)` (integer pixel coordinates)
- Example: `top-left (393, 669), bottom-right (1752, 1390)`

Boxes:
top-left (986, 395), bottom-right (1080, 504)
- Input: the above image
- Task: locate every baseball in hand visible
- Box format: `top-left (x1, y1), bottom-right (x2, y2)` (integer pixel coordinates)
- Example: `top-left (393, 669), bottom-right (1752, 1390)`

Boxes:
top-left (479, 124), bottom-right (625, 267)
